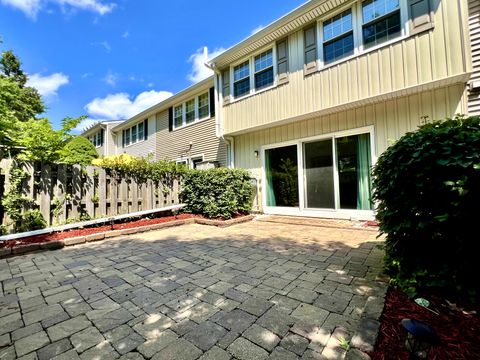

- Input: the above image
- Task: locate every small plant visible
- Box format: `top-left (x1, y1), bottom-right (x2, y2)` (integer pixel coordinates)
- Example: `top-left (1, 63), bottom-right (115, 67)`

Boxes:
top-left (0, 225), bottom-right (7, 236)
top-left (91, 192), bottom-right (99, 203)
top-left (338, 336), bottom-right (350, 352)
top-left (15, 209), bottom-right (47, 233)
top-left (51, 197), bottom-right (65, 222)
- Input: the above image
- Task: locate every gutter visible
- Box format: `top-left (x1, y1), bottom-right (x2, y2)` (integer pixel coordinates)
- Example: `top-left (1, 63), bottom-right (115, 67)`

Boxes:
top-left (204, 49), bottom-right (235, 168)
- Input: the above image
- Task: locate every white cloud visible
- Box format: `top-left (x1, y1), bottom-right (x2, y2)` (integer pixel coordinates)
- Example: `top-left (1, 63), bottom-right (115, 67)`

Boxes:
top-left (0, 0), bottom-right (41, 18)
top-left (187, 46), bottom-right (225, 84)
top-left (0, 0), bottom-right (115, 19)
top-left (251, 25), bottom-right (265, 35)
top-left (122, 31), bottom-right (129, 38)
top-left (26, 72), bottom-right (69, 98)
top-left (85, 90), bottom-right (173, 120)
top-left (102, 71), bottom-right (118, 86)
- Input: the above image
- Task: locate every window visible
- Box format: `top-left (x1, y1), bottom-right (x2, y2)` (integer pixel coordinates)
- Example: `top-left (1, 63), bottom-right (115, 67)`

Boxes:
top-left (254, 50), bottom-right (274, 90)
top-left (185, 99), bottom-right (195, 125)
top-left (173, 92), bottom-right (211, 129)
top-left (362, 0), bottom-right (401, 48)
top-left (198, 92), bottom-right (209, 119)
top-left (122, 120), bottom-right (147, 147)
top-left (174, 105), bottom-right (183, 128)
top-left (323, 9), bottom-right (354, 63)
top-left (89, 131), bottom-right (103, 147)
top-left (233, 61), bottom-right (250, 98)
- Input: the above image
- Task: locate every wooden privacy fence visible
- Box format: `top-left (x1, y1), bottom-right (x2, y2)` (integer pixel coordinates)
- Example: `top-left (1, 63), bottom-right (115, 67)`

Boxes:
top-left (0, 159), bottom-right (181, 229)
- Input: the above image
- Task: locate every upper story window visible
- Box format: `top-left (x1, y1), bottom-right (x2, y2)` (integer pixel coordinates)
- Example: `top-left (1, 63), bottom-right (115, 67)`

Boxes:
top-left (232, 48), bottom-right (276, 99)
top-left (254, 50), bottom-right (274, 90)
top-left (362, 0), bottom-right (401, 48)
top-left (89, 130), bottom-right (103, 148)
top-left (323, 10), bottom-right (354, 64)
top-left (234, 61), bottom-right (250, 98)
top-left (122, 120), bottom-right (148, 147)
top-left (173, 91), bottom-right (211, 130)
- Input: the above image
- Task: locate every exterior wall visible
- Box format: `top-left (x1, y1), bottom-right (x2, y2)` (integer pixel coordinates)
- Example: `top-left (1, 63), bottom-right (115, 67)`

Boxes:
top-left (115, 117), bottom-right (156, 158)
top-left (155, 110), bottom-right (228, 166)
top-left (222, 0), bottom-right (470, 135)
top-left (468, 0), bottom-right (480, 115)
top-left (234, 84), bottom-right (467, 211)
top-left (104, 123), bottom-right (118, 156)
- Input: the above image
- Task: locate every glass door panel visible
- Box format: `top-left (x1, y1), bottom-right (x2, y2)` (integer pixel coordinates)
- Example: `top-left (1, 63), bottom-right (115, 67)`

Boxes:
top-left (265, 145), bottom-right (299, 207)
top-left (336, 133), bottom-right (373, 210)
top-left (304, 139), bottom-right (335, 209)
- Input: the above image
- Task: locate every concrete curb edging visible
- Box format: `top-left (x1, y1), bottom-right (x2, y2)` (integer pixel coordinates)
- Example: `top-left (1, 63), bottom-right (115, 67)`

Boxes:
top-left (0, 215), bottom-right (255, 259)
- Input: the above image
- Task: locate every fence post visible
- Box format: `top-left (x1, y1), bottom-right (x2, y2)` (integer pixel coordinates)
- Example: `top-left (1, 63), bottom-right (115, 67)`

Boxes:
top-left (120, 178), bottom-right (128, 214)
top-left (70, 165), bottom-right (82, 219)
top-left (98, 168), bottom-right (107, 217)
top-left (110, 176), bottom-right (118, 216)
top-left (85, 166), bottom-right (95, 219)
top-left (131, 179), bottom-right (138, 213)
top-left (40, 163), bottom-right (52, 226)
top-left (1, 159), bottom-right (13, 229)
top-left (54, 164), bottom-right (67, 225)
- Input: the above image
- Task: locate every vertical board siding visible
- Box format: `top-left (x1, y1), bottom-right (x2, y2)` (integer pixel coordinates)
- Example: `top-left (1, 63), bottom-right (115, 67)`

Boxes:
top-left (234, 85), bottom-right (466, 209)
top-left (468, 0), bottom-right (480, 115)
top-left (155, 110), bottom-right (228, 166)
top-left (223, 0), bottom-right (468, 134)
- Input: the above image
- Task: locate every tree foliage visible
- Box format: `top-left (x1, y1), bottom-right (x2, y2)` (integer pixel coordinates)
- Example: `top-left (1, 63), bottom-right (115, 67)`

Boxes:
top-left (16, 116), bottom-right (84, 163)
top-left (59, 136), bottom-right (98, 166)
top-left (372, 115), bottom-right (480, 301)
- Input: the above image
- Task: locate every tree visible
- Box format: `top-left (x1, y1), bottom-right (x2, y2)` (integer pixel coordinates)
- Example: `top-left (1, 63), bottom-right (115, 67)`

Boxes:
top-left (59, 136), bottom-right (98, 166)
top-left (16, 116), bottom-right (84, 163)
top-left (0, 50), bottom-right (44, 122)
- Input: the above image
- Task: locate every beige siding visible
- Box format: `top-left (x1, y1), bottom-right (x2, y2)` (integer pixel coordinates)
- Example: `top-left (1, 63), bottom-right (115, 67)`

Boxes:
top-left (104, 123), bottom-right (118, 156)
top-left (223, 0), bottom-right (470, 134)
top-left (115, 117), bottom-right (156, 158)
top-left (469, 0), bottom-right (480, 115)
top-left (155, 110), bottom-right (227, 166)
top-left (234, 85), bottom-right (467, 209)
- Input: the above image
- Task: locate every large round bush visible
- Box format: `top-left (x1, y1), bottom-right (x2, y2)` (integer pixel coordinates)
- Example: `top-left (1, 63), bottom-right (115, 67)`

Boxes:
top-left (372, 116), bottom-right (480, 300)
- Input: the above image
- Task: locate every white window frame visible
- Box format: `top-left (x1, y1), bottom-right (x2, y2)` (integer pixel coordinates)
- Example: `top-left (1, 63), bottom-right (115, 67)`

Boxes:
top-left (229, 45), bottom-right (277, 102)
top-left (123, 121), bottom-right (146, 148)
top-left (173, 91), bottom-right (211, 130)
top-left (261, 125), bottom-right (376, 220)
top-left (316, 0), bottom-right (409, 70)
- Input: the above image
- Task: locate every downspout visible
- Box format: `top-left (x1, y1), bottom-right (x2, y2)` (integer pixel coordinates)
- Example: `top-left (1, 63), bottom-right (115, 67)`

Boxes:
top-left (205, 50), bottom-right (235, 168)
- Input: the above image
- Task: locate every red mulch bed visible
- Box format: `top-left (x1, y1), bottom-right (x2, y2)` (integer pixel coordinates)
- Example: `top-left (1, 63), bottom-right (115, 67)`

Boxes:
top-left (371, 287), bottom-right (480, 360)
top-left (0, 213), bottom-right (200, 249)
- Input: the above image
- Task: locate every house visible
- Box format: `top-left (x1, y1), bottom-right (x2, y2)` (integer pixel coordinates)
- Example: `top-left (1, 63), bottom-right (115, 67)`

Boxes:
top-left (82, 120), bottom-right (124, 157)
top-left (110, 77), bottom-right (227, 169)
top-left (208, 0), bottom-right (475, 220)
top-left (468, 0), bottom-right (480, 114)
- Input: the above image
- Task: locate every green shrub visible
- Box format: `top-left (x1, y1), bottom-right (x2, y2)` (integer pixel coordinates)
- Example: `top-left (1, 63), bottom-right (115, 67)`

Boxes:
top-left (15, 209), bottom-right (47, 233)
top-left (182, 168), bottom-right (254, 219)
top-left (59, 136), bottom-right (98, 166)
top-left (372, 115), bottom-right (480, 300)
top-left (0, 225), bottom-right (7, 236)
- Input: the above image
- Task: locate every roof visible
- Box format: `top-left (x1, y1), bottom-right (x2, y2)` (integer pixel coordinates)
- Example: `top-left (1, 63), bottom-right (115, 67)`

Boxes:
top-left (208, 0), bottom-right (346, 68)
top-left (112, 76), bottom-right (214, 132)
top-left (81, 120), bottom-right (124, 135)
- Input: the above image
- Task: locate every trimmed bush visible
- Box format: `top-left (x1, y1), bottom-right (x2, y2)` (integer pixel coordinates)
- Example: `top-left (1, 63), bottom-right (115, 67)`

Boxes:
top-left (372, 116), bottom-right (480, 300)
top-left (182, 168), bottom-right (254, 219)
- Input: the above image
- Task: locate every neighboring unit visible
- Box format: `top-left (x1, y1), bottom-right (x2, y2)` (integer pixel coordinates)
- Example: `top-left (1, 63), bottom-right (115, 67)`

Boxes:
top-left (209, 0), bottom-right (473, 219)
top-left (81, 120), bottom-right (124, 157)
top-left (111, 77), bottom-right (228, 168)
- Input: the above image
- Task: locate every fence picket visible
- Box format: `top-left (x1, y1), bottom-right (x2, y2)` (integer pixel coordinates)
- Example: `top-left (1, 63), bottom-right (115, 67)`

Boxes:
top-left (0, 160), bottom-right (182, 231)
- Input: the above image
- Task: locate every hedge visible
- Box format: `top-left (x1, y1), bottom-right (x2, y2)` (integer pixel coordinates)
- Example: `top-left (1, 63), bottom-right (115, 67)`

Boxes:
top-left (372, 115), bottom-right (480, 300)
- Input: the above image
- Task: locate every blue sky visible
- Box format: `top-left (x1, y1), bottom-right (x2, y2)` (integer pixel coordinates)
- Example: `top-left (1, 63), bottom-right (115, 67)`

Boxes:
top-left (0, 0), bottom-right (305, 132)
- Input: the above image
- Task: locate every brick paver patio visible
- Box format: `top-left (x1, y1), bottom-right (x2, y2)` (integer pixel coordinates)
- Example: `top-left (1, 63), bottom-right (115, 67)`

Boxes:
top-left (0, 218), bottom-right (387, 360)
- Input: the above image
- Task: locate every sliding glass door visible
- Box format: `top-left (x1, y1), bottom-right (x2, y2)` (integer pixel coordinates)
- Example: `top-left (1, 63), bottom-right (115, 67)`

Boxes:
top-left (263, 128), bottom-right (374, 215)
top-left (304, 139), bottom-right (335, 209)
top-left (265, 145), bottom-right (299, 207)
